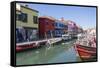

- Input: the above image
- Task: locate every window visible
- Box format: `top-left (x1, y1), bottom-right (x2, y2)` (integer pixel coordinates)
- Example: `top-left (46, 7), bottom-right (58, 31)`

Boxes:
top-left (33, 16), bottom-right (38, 24)
top-left (16, 14), bottom-right (22, 21)
top-left (16, 13), bottom-right (27, 22)
top-left (21, 13), bottom-right (27, 22)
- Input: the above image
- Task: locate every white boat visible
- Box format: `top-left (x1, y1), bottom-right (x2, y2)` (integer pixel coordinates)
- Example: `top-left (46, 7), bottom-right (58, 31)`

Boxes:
top-left (62, 34), bottom-right (71, 40)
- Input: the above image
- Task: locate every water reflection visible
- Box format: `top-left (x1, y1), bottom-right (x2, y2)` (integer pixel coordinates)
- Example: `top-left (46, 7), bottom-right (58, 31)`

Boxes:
top-left (16, 40), bottom-right (81, 65)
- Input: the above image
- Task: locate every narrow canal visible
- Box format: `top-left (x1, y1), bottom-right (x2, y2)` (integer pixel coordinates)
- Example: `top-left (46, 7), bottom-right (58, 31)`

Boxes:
top-left (16, 39), bottom-right (81, 65)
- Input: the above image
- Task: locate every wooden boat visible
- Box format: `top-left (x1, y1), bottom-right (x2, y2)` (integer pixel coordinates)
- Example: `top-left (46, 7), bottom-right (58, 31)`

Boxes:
top-left (75, 43), bottom-right (96, 61)
top-left (74, 28), bottom-right (97, 61)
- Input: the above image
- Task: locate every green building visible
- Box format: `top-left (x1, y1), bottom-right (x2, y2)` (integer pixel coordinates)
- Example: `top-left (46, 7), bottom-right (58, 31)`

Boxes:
top-left (16, 4), bottom-right (39, 43)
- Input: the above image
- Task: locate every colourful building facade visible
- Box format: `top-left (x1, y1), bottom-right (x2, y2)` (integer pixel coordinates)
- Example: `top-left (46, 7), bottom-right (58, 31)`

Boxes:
top-left (67, 20), bottom-right (78, 35)
top-left (16, 4), bottom-right (39, 43)
top-left (39, 16), bottom-right (55, 39)
top-left (53, 20), bottom-right (68, 37)
top-left (39, 16), bottom-right (68, 38)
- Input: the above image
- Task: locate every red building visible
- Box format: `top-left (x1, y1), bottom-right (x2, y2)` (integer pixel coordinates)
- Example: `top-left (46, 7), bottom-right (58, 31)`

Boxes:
top-left (39, 16), bottom-right (55, 39)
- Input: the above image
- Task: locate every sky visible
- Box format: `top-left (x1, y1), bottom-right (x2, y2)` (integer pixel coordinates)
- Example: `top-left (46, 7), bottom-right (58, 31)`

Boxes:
top-left (18, 3), bottom-right (96, 29)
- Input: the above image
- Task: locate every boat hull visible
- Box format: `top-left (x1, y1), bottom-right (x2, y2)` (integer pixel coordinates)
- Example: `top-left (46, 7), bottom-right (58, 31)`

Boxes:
top-left (75, 44), bottom-right (96, 61)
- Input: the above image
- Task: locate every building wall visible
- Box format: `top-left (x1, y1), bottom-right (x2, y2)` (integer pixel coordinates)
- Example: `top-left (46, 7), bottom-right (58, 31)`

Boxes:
top-left (16, 5), bottom-right (39, 43)
top-left (67, 21), bottom-right (78, 35)
top-left (54, 21), bottom-right (65, 29)
top-left (16, 6), bottom-right (38, 28)
top-left (54, 20), bottom-right (68, 37)
top-left (39, 17), bottom-right (55, 39)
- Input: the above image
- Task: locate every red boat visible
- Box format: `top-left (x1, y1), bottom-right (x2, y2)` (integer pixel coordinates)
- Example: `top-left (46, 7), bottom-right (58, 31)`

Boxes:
top-left (16, 43), bottom-right (39, 52)
top-left (74, 28), bottom-right (97, 61)
top-left (75, 44), bottom-right (96, 61)
top-left (16, 40), bottom-right (47, 52)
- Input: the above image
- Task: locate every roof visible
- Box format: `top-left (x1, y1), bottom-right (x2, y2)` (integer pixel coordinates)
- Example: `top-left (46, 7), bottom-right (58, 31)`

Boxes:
top-left (19, 5), bottom-right (39, 13)
top-left (39, 16), bottom-right (56, 21)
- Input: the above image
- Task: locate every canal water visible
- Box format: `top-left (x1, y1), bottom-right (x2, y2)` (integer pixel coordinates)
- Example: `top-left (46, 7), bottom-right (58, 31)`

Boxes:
top-left (16, 39), bottom-right (81, 65)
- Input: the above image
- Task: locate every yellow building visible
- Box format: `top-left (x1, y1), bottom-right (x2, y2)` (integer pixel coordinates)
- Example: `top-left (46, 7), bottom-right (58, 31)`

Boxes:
top-left (16, 4), bottom-right (39, 43)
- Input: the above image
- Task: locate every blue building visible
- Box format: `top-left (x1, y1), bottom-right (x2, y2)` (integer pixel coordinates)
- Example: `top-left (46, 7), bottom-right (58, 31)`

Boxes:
top-left (53, 20), bottom-right (68, 37)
